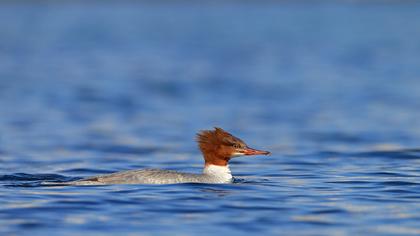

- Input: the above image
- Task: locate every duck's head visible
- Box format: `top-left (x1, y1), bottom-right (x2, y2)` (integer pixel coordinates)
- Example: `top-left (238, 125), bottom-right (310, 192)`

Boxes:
top-left (196, 127), bottom-right (270, 166)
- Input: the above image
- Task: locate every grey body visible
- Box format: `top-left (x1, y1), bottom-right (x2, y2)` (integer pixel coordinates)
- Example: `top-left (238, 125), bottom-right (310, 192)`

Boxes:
top-left (58, 165), bottom-right (233, 185)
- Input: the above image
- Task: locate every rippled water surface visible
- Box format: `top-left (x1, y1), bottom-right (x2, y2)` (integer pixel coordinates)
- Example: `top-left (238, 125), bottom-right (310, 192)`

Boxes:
top-left (1, 2), bottom-right (420, 235)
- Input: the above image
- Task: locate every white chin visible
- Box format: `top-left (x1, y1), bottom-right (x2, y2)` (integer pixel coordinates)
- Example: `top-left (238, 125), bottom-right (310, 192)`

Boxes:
top-left (231, 152), bottom-right (245, 157)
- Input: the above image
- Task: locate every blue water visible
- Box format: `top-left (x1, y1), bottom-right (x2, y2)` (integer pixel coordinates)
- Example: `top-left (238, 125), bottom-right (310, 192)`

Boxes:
top-left (1, 1), bottom-right (420, 235)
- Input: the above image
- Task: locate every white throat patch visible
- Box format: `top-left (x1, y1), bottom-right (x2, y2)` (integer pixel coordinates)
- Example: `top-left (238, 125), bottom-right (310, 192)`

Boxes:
top-left (203, 165), bottom-right (232, 183)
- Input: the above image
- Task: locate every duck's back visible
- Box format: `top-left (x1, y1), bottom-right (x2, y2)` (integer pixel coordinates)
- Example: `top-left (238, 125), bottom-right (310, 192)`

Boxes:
top-left (64, 169), bottom-right (229, 185)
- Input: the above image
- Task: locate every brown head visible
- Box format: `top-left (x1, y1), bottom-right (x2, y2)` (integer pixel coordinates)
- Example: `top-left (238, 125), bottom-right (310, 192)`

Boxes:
top-left (196, 127), bottom-right (270, 167)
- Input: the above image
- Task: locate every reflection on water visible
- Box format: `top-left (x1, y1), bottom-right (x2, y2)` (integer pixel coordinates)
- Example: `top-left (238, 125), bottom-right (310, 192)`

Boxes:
top-left (1, 1), bottom-right (420, 236)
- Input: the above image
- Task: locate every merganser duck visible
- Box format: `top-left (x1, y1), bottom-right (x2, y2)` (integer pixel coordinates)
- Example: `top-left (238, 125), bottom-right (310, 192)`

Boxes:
top-left (61, 127), bottom-right (270, 185)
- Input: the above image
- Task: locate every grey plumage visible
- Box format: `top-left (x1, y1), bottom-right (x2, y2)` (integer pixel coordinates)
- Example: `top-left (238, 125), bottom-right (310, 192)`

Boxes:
top-left (59, 167), bottom-right (233, 185)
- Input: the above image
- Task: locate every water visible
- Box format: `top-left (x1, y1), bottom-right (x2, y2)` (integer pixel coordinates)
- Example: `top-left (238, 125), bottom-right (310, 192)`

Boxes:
top-left (1, 1), bottom-right (420, 235)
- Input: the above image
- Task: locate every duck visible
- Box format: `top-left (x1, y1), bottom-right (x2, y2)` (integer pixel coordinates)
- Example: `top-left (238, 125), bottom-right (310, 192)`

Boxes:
top-left (59, 127), bottom-right (270, 185)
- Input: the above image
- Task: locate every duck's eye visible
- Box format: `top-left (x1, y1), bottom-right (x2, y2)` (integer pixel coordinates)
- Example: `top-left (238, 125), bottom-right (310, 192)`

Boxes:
top-left (233, 144), bottom-right (241, 149)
